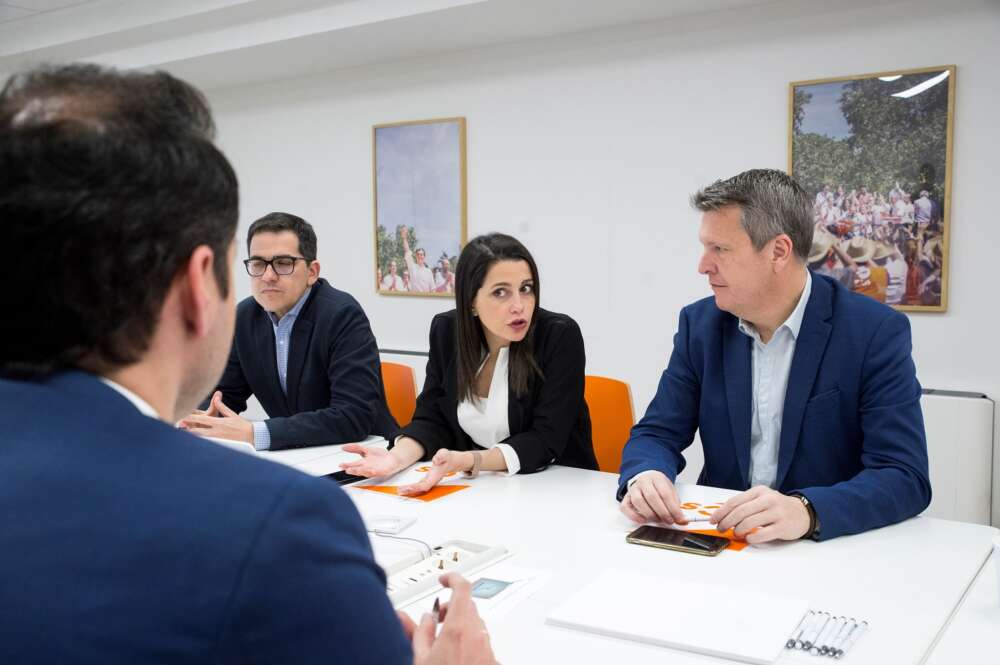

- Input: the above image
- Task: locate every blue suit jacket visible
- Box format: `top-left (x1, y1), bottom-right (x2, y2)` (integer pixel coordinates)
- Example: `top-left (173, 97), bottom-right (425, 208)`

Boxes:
top-left (212, 278), bottom-right (397, 449)
top-left (618, 273), bottom-right (931, 540)
top-left (0, 371), bottom-right (411, 664)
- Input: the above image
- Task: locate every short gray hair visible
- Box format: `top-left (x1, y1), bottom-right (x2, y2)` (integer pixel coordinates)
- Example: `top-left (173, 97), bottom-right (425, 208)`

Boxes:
top-left (691, 169), bottom-right (813, 261)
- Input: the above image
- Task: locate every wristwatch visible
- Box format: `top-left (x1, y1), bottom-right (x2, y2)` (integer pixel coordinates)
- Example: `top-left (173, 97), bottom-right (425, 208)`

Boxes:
top-left (464, 451), bottom-right (483, 478)
top-left (792, 493), bottom-right (820, 541)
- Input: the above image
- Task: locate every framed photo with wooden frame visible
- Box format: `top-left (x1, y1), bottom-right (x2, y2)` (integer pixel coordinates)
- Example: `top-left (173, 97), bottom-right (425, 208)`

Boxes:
top-left (373, 117), bottom-right (467, 297)
top-left (789, 65), bottom-right (955, 312)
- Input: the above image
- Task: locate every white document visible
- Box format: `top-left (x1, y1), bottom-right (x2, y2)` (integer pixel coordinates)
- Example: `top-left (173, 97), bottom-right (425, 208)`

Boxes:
top-left (669, 482), bottom-right (741, 532)
top-left (258, 436), bottom-right (387, 476)
top-left (546, 568), bottom-right (809, 665)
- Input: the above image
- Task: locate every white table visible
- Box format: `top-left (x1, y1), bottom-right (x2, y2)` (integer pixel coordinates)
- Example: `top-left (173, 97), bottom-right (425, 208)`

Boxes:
top-left (924, 550), bottom-right (999, 665)
top-left (282, 458), bottom-right (996, 665)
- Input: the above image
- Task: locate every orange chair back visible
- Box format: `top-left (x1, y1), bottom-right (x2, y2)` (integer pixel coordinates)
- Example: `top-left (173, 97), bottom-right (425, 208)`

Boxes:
top-left (381, 362), bottom-right (417, 427)
top-left (584, 375), bottom-right (635, 473)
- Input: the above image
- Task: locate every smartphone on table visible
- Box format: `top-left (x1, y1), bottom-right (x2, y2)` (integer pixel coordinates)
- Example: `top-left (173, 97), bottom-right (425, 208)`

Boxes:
top-left (626, 525), bottom-right (730, 556)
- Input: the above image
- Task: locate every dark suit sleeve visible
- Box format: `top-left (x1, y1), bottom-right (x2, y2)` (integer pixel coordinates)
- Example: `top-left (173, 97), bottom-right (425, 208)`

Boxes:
top-left (616, 308), bottom-right (701, 500)
top-left (501, 318), bottom-right (587, 473)
top-left (265, 306), bottom-right (384, 447)
top-left (215, 475), bottom-right (411, 664)
top-left (797, 311), bottom-right (931, 540)
top-left (397, 314), bottom-right (457, 458)
top-left (203, 339), bottom-right (253, 413)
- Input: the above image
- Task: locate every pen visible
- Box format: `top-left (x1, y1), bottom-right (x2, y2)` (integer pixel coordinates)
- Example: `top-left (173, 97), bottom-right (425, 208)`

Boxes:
top-left (786, 610), bottom-right (814, 649)
top-left (431, 597), bottom-right (441, 625)
top-left (810, 615), bottom-right (840, 656)
top-left (801, 611), bottom-right (830, 650)
top-left (835, 620), bottom-right (868, 659)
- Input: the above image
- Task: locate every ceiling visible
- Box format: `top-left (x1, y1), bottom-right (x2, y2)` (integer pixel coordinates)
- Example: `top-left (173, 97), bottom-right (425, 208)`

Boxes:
top-left (0, 0), bottom-right (891, 91)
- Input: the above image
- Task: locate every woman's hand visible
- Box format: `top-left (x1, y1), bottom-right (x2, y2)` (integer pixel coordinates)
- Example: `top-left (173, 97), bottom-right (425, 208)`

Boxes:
top-left (340, 444), bottom-right (404, 478)
top-left (398, 449), bottom-right (472, 496)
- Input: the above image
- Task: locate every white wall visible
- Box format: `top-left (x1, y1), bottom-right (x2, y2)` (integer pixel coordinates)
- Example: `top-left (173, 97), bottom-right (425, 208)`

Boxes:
top-left (208, 0), bottom-right (1000, 519)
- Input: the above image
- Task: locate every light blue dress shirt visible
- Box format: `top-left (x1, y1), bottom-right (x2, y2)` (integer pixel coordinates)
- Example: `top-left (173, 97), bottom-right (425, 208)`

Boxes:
top-left (252, 286), bottom-right (313, 451)
top-left (737, 271), bottom-right (812, 488)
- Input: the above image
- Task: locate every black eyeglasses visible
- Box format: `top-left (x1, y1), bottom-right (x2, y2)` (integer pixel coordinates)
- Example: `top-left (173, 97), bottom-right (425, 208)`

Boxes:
top-left (243, 255), bottom-right (308, 277)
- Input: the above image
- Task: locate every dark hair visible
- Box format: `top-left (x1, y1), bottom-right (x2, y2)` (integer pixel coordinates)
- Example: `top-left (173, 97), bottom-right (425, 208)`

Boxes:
top-left (0, 63), bottom-right (239, 377)
top-left (691, 168), bottom-right (813, 261)
top-left (247, 212), bottom-right (317, 261)
top-left (454, 233), bottom-right (542, 401)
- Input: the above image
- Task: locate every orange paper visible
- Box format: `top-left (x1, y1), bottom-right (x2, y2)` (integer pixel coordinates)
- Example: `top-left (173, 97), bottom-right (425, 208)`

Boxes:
top-left (356, 484), bottom-right (470, 502)
top-left (687, 527), bottom-right (749, 551)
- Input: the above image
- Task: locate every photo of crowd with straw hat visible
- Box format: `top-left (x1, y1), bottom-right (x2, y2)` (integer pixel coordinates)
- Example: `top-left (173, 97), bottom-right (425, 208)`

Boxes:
top-left (791, 66), bottom-right (954, 311)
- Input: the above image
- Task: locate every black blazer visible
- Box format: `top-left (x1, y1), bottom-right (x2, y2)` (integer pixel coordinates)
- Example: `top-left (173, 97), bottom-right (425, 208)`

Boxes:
top-left (399, 308), bottom-right (597, 473)
top-left (211, 278), bottom-right (397, 449)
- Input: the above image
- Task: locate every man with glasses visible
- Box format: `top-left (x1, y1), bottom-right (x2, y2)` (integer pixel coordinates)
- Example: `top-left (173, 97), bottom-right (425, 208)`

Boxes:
top-left (180, 212), bottom-right (397, 449)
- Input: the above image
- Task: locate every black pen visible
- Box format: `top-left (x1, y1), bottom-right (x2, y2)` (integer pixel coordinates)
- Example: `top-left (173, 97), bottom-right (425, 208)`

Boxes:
top-left (432, 597), bottom-right (441, 625)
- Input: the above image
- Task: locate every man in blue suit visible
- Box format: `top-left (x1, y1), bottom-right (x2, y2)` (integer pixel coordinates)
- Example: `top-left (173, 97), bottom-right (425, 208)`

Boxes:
top-left (0, 64), bottom-right (495, 664)
top-left (618, 169), bottom-right (930, 542)
top-left (180, 212), bottom-right (398, 450)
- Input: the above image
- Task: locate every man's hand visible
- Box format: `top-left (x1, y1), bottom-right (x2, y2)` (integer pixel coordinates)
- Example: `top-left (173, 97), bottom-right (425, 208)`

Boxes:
top-left (178, 392), bottom-right (253, 443)
top-left (398, 449), bottom-right (471, 496)
top-left (340, 444), bottom-right (405, 478)
top-left (619, 471), bottom-right (687, 525)
top-left (410, 573), bottom-right (498, 665)
top-left (710, 486), bottom-right (811, 543)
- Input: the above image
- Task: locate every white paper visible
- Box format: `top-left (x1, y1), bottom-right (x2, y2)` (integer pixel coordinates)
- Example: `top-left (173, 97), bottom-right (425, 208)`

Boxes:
top-left (546, 568), bottom-right (809, 665)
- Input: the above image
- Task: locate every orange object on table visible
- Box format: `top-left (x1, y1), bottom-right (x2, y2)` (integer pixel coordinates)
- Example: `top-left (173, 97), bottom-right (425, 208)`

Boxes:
top-left (356, 484), bottom-right (470, 502)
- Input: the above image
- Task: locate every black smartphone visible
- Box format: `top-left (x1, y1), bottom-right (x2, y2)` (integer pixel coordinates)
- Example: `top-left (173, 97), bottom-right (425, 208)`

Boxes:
top-left (626, 525), bottom-right (730, 556)
top-left (323, 470), bottom-right (367, 486)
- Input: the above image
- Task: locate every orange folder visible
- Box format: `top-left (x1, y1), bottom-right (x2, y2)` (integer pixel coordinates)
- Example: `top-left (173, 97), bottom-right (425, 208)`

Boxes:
top-left (686, 527), bottom-right (749, 551)
top-left (356, 484), bottom-right (470, 502)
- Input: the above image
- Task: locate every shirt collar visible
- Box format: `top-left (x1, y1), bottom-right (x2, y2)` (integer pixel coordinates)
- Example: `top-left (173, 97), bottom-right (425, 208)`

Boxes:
top-left (268, 284), bottom-right (313, 326)
top-left (738, 270), bottom-right (812, 342)
top-left (99, 377), bottom-right (162, 420)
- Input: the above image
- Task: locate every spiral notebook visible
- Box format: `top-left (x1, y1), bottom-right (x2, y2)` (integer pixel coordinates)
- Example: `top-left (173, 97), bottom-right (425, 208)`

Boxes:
top-left (546, 569), bottom-right (809, 665)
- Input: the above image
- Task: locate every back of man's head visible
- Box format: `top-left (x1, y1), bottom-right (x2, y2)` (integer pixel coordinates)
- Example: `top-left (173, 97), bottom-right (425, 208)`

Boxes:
top-left (0, 64), bottom-right (239, 377)
top-left (691, 168), bottom-right (813, 262)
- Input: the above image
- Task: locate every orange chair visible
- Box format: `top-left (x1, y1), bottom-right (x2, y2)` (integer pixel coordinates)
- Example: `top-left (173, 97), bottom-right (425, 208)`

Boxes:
top-left (381, 362), bottom-right (418, 427)
top-left (584, 375), bottom-right (635, 473)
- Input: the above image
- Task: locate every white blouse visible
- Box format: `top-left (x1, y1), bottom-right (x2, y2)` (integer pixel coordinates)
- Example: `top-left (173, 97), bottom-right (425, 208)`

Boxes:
top-left (456, 347), bottom-right (521, 475)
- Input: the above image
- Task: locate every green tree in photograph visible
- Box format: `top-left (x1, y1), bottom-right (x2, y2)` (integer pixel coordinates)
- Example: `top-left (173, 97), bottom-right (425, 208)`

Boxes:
top-left (792, 71), bottom-right (948, 198)
top-left (375, 224), bottom-right (420, 287)
top-left (792, 132), bottom-right (851, 195)
top-left (792, 88), bottom-right (811, 135)
top-left (839, 72), bottom-right (948, 195)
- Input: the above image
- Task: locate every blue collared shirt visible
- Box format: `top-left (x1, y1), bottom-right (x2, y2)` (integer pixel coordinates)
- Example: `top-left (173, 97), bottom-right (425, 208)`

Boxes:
top-left (737, 271), bottom-right (812, 488)
top-left (252, 286), bottom-right (313, 451)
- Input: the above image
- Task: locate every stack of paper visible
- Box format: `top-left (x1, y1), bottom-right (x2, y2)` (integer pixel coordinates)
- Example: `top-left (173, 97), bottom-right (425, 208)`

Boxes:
top-left (546, 568), bottom-right (809, 665)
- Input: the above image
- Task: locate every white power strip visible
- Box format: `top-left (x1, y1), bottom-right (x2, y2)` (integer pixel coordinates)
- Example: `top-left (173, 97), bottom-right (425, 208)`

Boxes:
top-left (385, 539), bottom-right (509, 607)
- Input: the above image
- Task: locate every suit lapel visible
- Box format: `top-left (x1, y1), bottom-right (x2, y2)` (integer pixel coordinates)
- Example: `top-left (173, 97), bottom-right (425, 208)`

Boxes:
top-left (775, 275), bottom-right (834, 488)
top-left (284, 317), bottom-right (314, 413)
top-left (252, 310), bottom-right (286, 413)
top-left (507, 386), bottom-right (525, 437)
top-left (722, 317), bottom-right (752, 487)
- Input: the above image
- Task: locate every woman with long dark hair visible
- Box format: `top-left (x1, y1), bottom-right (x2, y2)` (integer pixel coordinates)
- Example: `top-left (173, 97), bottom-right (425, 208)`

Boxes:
top-left (342, 233), bottom-right (596, 494)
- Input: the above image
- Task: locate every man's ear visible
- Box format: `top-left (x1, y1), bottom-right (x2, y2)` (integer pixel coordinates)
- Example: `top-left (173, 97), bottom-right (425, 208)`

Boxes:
top-left (179, 245), bottom-right (218, 338)
top-left (770, 234), bottom-right (795, 271)
top-left (307, 259), bottom-right (321, 286)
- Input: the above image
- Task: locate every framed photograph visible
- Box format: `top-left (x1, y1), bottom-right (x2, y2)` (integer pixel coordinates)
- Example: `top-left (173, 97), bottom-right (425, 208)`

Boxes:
top-left (789, 65), bottom-right (955, 312)
top-left (373, 117), bottom-right (467, 297)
